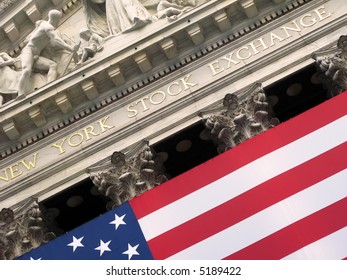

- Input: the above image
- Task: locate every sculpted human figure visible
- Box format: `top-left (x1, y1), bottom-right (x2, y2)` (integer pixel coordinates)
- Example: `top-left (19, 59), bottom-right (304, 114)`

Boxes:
top-left (157, 0), bottom-right (195, 20)
top-left (0, 52), bottom-right (21, 105)
top-left (77, 28), bottom-right (105, 64)
top-left (82, 0), bottom-right (155, 37)
top-left (17, 9), bottom-right (79, 99)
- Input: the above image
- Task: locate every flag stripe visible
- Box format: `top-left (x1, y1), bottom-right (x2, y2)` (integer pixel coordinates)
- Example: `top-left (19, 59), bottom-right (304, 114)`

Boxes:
top-left (130, 92), bottom-right (347, 219)
top-left (282, 226), bottom-right (347, 260)
top-left (167, 169), bottom-right (347, 259)
top-left (146, 143), bottom-right (347, 259)
top-left (137, 116), bottom-right (347, 242)
top-left (224, 199), bottom-right (347, 260)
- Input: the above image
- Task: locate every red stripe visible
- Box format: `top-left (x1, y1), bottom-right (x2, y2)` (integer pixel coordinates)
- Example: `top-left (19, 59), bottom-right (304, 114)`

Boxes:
top-left (146, 143), bottom-right (347, 259)
top-left (224, 198), bottom-right (347, 260)
top-left (131, 91), bottom-right (347, 219)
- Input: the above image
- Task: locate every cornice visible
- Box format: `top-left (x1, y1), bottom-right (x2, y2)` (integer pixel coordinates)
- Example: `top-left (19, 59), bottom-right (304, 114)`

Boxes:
top-left (0, 0), bottom-right (316, 161)
top-left (1, 0), bottom-right (345, 208)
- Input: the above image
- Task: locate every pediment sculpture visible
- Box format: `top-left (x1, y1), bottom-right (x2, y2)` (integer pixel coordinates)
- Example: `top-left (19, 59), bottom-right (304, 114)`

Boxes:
top-left (0, 1), bottom-right (211, 105)
top-left (157, 0), bottom-right (196, 21)
top-left (0, 9), bottom-right (80, 105)
top-left (82, 0), bottom-right (210, 37)
top-left (82, 0), bottom-right (157, 37)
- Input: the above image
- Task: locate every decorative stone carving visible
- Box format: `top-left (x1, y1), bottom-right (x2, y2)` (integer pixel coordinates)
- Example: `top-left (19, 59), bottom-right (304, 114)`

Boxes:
top-left (313, 35), bottom-right (347, 97)
top-left (77, 28), bottom-right (105, 65)
top-left (200, 83), bottom-right (280, 154)
top-left (0, 198), bottom-right (55, 260)
top-left (157, 0), bottom-right (195, 21)
top-left (0, 52), bottom-right (20, 106)
top-left (17, 9), bottom-right (79, 99)
top-left (0, 0), bottom-right (19, 16)
top-left (89, 141), bottom-right (168, 209)
top-left (82, 0), bottom-right (155, 37)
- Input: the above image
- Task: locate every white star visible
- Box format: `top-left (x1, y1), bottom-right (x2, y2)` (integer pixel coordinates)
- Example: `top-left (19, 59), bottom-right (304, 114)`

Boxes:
top-left (122, 243), bottom-right (140, 260)
top-left (95, 240), bottom-right (112, 256)
top-left (67, 236), bottom-right (84, 252)
top-left (109, 214), bottom-right (126, 230)
top-left (30, 257), bottom-right (42, 260)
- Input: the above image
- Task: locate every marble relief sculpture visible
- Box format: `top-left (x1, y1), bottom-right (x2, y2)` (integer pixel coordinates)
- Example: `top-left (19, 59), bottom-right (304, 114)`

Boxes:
top-left (157, 0), bottom-right (196, 21)
top-left (0, 52), bottom-right (20, 105)
top-left (0, 198), bottom-right (55, 260)
top-left (82, 0), bottom-right (155, 37)
top-left (77, 28), bottom-right (105, 65)
top-left (0, 0), bottom-right (212, 105)
top-left (17, 9), bottom-right (79, 99)
top-left (313, 35), bottom-right (347, 97)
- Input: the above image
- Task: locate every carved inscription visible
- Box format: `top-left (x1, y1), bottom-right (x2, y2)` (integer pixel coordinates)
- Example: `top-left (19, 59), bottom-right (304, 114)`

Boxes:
top-left (0, 6), bottom-right (333, 187)
top-left (51, 116), bottom-right (115, 155)
top-left (0, 153), bottom-right (38, 182)
top-left (127, 74), bottom-right (198, 118)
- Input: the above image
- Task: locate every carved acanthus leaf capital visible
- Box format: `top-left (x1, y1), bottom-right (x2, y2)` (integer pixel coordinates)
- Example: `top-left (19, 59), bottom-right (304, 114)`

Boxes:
top-left (312, 35), bottom-right (347, 97)
top-left (200, 83), bottom-right (280, 154)
top-left (0, 197), bottom-right (55, 260)
top-left (89, 140), bottom-right (168, 209)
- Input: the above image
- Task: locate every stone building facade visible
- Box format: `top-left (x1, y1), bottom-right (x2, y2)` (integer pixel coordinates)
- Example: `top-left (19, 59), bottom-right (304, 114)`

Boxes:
top-left (0, 0), bottom-right (346, 259)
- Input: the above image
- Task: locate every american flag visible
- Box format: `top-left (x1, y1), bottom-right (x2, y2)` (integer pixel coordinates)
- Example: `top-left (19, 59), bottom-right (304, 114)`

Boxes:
top-left (18, 91), bottom-right (347, 260)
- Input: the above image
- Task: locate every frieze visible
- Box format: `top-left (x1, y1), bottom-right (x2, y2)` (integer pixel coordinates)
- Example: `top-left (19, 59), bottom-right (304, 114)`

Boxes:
top-left (0, 0), bottom-right (316, 159)
top-left (0, 2), bottom-right (338, 192)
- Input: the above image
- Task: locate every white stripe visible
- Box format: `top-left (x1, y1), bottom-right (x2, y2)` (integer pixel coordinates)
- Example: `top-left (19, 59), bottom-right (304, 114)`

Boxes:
top-left (282, 227), bottom-right (347, 260)
top-left (167, 169), bottom-right (347, 259)
top-left (139, 116), bottom-right (347, 240)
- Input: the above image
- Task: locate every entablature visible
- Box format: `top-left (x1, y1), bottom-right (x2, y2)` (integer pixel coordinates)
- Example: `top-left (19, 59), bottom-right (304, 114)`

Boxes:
top-left (0, 0), bottom-right (312, 155)
top-left (2, 0), bottom-right (347, 210)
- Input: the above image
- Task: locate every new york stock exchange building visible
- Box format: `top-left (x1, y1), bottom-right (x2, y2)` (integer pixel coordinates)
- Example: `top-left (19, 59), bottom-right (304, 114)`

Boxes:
top-left (0, 0), bottom-right (346, 260)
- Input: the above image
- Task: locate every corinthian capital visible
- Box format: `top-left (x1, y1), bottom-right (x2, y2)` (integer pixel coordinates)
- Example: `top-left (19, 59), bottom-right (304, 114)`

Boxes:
top-left (200, 83), bottom-right (280, 154)
top-left (312, 35), bottom-right (347, 97)
top-left (0, 197), bottom-right (55, 260)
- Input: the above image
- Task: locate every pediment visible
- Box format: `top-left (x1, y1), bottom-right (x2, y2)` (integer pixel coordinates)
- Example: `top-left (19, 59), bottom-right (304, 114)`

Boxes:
top-left (0, 0), bottom-right (299, 155)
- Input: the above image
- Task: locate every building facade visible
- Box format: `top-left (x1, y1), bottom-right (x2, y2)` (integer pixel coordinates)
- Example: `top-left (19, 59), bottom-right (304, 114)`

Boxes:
top-left (0, 0), bottom-right (346, 259)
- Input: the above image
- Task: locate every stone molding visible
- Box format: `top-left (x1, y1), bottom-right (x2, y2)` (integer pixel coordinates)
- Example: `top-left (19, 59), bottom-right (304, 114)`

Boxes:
top-left (312, 35), bottom-right (347, 97)
top-left (0, 0), bottom-right (313, 160)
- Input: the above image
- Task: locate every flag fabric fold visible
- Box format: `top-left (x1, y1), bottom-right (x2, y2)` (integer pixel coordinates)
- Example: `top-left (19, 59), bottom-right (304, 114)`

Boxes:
top-left (18, 91), bottom-right (347, 260)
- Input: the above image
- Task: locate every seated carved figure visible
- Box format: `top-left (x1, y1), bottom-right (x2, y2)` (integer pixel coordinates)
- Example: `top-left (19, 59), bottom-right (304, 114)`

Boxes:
top-left (82, 0), bottom-right (155, 37)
